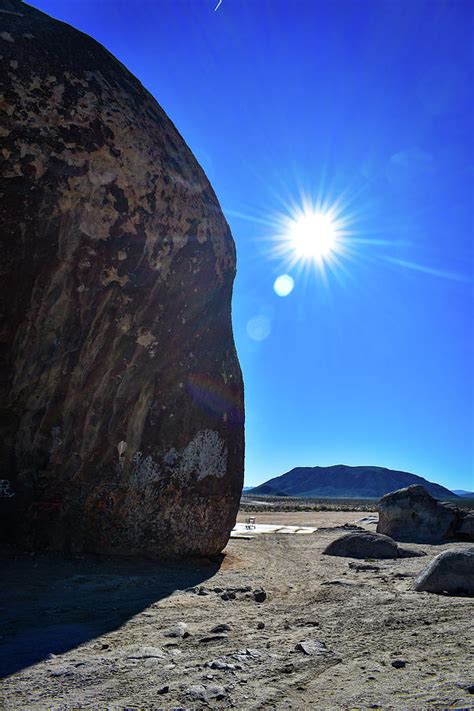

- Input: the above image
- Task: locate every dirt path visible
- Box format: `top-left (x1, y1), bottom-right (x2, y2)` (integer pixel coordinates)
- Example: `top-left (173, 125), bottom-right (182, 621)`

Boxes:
top-left (1, 512), bottom-right (473, 709)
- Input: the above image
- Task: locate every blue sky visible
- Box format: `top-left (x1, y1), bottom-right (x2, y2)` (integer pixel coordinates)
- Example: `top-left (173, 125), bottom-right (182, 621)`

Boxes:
top-left (33, 0), bottom-right (473, 490)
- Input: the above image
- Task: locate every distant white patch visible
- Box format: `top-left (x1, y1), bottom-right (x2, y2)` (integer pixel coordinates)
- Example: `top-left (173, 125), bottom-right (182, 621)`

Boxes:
top-left (231, 523), bottom-right (317, 536)
top-left (246, 315), bottom-right (271, 341)
top-left (273, 274), bottom-right (294, 297)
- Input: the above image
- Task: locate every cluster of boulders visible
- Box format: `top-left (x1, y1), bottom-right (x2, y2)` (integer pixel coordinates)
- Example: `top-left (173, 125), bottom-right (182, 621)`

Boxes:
top-left (323, 485), bottom-right (474, 596)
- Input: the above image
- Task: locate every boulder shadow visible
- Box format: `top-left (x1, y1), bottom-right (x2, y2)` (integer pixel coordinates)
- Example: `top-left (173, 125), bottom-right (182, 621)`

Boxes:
top-left (0, 545), bottom-right (222, 678)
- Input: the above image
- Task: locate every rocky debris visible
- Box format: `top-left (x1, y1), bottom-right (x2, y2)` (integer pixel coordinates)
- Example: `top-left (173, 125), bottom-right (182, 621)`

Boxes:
top-left (0, 0), bottom-right (244, 557)
top-left (186, 585), bottom-right (257, 603)
top-left (206, 658), bottom-right (241, 671)
top-left (377, 486), bottom-right (473, 543)
top-left (348, 562), bottom-right (380, 572)
top-left (163, 623), bottom-right (190, 638)
top-left (184, 684), bottom-right (227, 702)
top-left (294, 618), bottom-right (320, 628)
top-left (413, 547), bottom-right (474, 596)
top-left (318, 524), bottom-right (366, 533)
top-left (221, 591), bottom-right (236, 601)
top-left (233, 648), bottom-right (265, 663)
top-left (322, 532), bottom-right (423, 559)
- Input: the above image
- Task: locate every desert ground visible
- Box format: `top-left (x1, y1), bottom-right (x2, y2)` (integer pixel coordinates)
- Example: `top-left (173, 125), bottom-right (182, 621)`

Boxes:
top-left (1, 510), bottom-right (473, 710)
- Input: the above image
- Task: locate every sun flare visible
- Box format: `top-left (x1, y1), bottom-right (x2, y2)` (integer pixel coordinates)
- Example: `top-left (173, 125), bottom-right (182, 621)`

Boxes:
top-left (287, 209), bottom-right (338, 260)
top-left (264, 191), bottom-right (358, 286)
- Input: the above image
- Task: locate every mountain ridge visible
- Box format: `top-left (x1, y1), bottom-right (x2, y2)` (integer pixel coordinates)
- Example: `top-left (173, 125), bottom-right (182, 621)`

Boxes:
top-left (248, 464), bottom-right (456, 500)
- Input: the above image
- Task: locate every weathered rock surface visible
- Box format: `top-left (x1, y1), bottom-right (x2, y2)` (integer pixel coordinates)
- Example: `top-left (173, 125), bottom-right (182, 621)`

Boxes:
top-left (413, 548), bottom-right (474, 596)
top-left (322, 531), bottom-right (423, 559)
top-left (0, 0), bottom-right (244, 556)
top-left (377, 486), bottom-right (473, 543)
top-left (458, 513), bottom-right (474, 540)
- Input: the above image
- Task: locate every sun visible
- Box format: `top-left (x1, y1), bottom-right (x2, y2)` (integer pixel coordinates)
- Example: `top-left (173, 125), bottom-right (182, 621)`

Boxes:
top-left (287, 209), bottom-right (338, 260)
top-left (268, 192), bottom-right (355, 281)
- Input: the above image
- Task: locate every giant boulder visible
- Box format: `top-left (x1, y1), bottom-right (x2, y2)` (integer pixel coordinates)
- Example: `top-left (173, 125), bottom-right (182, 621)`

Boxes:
top-left (0, 0), bottom-right (244, 556)
top-left (377, 485), bottom-right (472, 543)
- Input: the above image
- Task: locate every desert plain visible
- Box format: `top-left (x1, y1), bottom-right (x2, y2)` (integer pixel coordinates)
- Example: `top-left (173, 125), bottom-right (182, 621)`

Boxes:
top-left (1, 508), bottom-right (473, 710)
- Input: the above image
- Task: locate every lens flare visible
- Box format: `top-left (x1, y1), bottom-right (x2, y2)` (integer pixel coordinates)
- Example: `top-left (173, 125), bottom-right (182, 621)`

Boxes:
top-left (273, 274), bottom-right (294, 297)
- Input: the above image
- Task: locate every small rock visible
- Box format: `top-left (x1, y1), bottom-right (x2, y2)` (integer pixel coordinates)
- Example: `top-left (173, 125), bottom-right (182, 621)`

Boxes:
top-left (233, 654), bottom-right (249, 663)
top-left (186, 684), bottom-right (227, 701)
top-left (125, 645), bottom-right (166, 660)
top-left (282, 663), bottom-right (295, 673)
top-left (221, 591), bottom-right (236, 601)
top-left (257, 621), bottom-right (265, 629)
top-left (198, 587), bottom-right (209, 596)
top-left (163, 622), bottom-right (190, 638)
top-left (199, 635), bottom-right (228, 644)
top-left (49, 667), bottom-right (73, 678)
top-left (206, 685), bottom-right (227, 700)
top-left (185, 684), bottom-right (207, 701)
top-left (157, 685), bottom-right (169, 694)
top-left (253, 588), bottom-right (267, 603)
top-left (211, 623), bottom-right (232, 633)
top-left (245, 647), bottom-right (263, 658)
top-left (213, 586), bottom-right (224, 593)
top-left (295, 639), bottom-right (327, 656)
top-left (207, 658), bottom-right (238, 671)
top-left (391, 659), bottom-right (407, 669)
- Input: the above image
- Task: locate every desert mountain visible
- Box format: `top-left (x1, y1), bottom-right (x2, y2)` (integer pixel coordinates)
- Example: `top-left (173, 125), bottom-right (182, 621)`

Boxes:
top-left (249, 465), bottom-right (456, 499)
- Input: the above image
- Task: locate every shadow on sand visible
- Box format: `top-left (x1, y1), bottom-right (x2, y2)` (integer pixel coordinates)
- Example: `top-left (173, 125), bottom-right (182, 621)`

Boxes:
top-left (0, 545), bottom-right (222, 678)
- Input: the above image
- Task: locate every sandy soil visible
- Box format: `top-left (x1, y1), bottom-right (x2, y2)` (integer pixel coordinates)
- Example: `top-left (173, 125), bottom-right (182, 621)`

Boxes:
top-left (236, 510), bottom-right (376, 527)
top-left (1, 511), bottom-right (473, 710)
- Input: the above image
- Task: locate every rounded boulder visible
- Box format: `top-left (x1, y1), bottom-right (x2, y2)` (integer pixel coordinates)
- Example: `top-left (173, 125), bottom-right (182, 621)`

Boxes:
top-left (0, 0), bottom-right (244, 557)
top-left (413, 548), bottom-right (474, 596)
